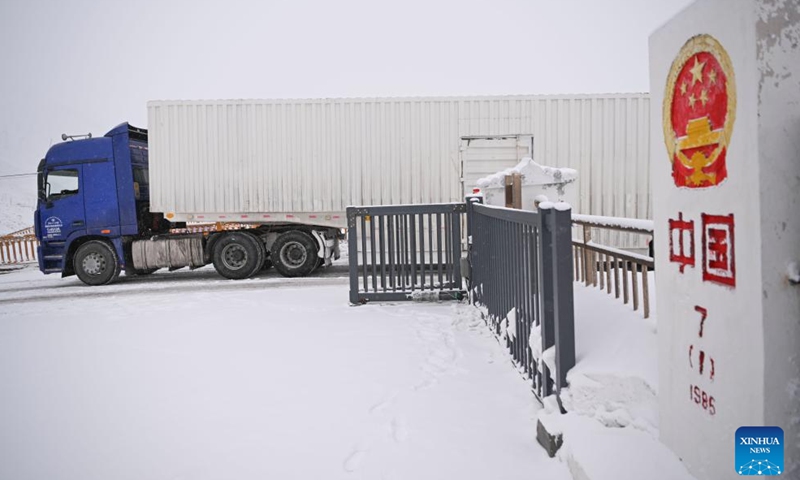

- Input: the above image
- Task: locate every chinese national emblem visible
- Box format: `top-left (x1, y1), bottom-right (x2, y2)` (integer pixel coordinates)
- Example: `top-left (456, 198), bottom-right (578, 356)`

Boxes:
top-left (663, 34), bottom-right (736, 188)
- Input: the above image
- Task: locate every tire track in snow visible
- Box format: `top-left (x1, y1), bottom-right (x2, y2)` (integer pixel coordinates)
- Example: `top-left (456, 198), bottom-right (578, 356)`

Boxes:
top-left (0, 265), bottom-right (352, 306)
top-left (0, 275), bottom-right (350, 307)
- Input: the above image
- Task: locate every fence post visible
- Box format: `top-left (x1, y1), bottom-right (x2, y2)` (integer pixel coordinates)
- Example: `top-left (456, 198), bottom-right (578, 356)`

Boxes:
top-left (582, 224), bottom-right (592, 286)
top-left (347, 207), bottom-right (360, 304)
top-left (538, 207), bottom-right (556, 398)
top-left (465, 195), bottom-right (483, 304)
top-left (452, 204), bottom-right (463, 291)
top-left (550, 206), bottom-right (576, 395)
top-left (465, 195), bottom-right (483, 239)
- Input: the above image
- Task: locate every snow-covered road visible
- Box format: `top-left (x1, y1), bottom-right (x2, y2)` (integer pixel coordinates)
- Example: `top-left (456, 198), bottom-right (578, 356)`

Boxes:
top-left (0, 265), bottom-right (570, 480)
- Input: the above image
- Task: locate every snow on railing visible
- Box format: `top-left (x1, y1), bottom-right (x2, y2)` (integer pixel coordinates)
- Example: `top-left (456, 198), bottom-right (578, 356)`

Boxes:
top-left (571, 214), bottom-right (654, 318)
top-left (5, 226), bottom-right (35, 237)
top-left (466, 197), bottom-right (575, 402)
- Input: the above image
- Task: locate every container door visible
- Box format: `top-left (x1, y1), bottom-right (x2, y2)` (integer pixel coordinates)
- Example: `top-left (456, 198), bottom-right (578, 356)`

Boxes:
top-left (460, 135), bottom-right (533, 198)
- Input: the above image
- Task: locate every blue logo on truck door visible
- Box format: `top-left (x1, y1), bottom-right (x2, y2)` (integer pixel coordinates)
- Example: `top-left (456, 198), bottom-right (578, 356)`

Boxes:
top-left (44, 216), bottom-right (63, 238)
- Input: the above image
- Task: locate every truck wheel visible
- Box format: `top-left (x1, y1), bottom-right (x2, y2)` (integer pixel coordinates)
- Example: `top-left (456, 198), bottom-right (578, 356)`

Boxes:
top-left (272, 231), bottom-right (319, 277)
top-left (245, 231), bottom-right (267, 277)
top-left (212, 232), bottom-right (263, 280)
top-left (74, 240), bottom-right (121, 286)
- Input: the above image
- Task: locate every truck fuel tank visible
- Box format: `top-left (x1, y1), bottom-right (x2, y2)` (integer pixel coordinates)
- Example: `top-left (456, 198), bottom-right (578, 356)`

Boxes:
top-left (132, 235), bottom-right (204, 270)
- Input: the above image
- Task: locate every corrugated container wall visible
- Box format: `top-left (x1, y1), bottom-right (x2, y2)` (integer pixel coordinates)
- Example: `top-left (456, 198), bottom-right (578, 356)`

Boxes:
top-left (148, 95), bottom-right (650, 223)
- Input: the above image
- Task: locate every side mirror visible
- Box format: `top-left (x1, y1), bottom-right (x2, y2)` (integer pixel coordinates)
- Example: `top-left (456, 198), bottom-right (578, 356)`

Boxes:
top-left (37, 171), bottom-right (46, 201)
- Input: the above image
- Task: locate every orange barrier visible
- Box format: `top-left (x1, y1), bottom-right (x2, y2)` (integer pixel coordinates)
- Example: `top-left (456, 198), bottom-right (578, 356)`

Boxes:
top-left (0, 235), bottom-right (38, 265)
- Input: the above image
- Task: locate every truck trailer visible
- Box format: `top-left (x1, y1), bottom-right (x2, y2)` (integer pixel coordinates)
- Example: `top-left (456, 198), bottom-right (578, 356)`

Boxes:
top-left (34, 94), bottom-right (650, 285)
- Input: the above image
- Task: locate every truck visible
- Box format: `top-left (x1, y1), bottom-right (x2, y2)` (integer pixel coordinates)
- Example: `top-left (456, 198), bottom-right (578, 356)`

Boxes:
top-left (34, 95), bottom-right (651, 285)
top-left (35, 122), bottom-right (343, 285)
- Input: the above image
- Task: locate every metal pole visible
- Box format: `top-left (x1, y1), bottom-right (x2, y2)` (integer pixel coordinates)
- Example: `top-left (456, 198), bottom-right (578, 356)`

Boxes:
top-left (551, 207), bottom-right (576, 394)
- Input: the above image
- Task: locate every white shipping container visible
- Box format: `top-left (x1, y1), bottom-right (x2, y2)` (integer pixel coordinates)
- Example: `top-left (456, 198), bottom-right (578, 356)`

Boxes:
top-left (148, 94), bottom-right (651, 239)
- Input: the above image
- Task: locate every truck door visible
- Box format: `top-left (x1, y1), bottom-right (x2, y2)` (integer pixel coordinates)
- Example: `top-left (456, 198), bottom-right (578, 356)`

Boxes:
top-left (40, 165), bottom-right (86, 242)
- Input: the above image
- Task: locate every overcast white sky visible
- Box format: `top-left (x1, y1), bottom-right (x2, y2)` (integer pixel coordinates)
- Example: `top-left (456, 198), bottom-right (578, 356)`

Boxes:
top-left (0, 0), bottom-right (692, 176)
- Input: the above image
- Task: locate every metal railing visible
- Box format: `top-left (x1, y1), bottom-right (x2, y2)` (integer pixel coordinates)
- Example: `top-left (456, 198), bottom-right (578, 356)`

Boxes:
top-left (467, 197), bottom-right (575, 401)
top-left (347, 203), bottom-right (466, 303)
top-left (0, 234), bottom-right (38, 265)
top-left (572, 214), bottom-right (654, 318)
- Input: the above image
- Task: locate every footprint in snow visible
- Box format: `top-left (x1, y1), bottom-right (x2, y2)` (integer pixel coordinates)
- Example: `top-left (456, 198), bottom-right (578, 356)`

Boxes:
top-left (391, 417), bottom-right (409, 443)
top-left (369, 391), bottom-right (398, 414)
top-left (343, 449), bottom-right (367, 472)
top-left (413, 377), bottom-right (438, 391)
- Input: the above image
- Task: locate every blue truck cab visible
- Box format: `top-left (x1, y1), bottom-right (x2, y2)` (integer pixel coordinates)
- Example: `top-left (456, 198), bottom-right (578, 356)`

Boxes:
top-left (35, 123), bottom-right (166, 284)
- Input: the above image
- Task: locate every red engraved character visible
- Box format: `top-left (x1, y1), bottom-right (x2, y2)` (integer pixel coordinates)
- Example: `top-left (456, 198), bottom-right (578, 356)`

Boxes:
top-left (669, 212), bottom-right (695, 272)
top-left (688, 306), bottom-right (715, 381)
top-left (702, 213), bottom-right (735, 287)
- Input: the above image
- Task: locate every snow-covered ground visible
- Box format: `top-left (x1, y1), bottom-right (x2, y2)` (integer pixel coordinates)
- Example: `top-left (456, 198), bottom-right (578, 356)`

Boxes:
top-left (0, 175), bottom-right (36, 236)
top-left (0, 265), bottom-right (571, 480)
top-left (544, 280), bottom-right (695, 480)
top-left (0, 262), bottom-right (696, 480)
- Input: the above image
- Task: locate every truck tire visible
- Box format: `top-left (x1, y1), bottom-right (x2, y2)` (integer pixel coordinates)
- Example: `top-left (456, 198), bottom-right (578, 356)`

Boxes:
top-left (272, 231), bottom-right (319, 277)
top-left (74, 240), bottom-right (121, 286)
top-left (212, 232), bottom-right (263, 280)
top-left (245, 231), bottom-right (267, 277)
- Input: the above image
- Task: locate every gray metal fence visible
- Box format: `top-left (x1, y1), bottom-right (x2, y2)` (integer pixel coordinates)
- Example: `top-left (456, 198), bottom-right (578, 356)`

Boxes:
top-left (466, 196), bottom-right (575, 401)
top-left (347, 203), bottom-right (466, 304)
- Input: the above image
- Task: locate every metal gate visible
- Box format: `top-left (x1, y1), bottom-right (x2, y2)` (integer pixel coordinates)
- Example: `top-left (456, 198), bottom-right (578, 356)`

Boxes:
top-left (466, 197), bottom-right (575, 400)
top-left (347, 203), bottom-right (466, 304)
